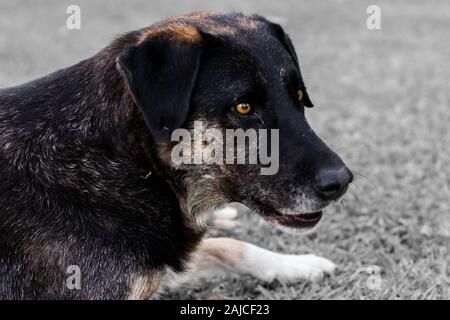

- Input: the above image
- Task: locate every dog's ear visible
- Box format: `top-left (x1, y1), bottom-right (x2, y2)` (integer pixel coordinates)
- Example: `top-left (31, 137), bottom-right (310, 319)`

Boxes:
top-left (267, 21), bottom-right (314, 108)
top-left (116, 28), bottom-right (204, 141)
top-left (267, 22), bottom-right (300, 70)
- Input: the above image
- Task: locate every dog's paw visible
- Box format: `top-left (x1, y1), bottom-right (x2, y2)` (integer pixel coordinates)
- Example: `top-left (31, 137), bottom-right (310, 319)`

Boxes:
top-left (211, 206), bottom-right (240, 230)
top-left (255, 253), bottom-right (337, 283)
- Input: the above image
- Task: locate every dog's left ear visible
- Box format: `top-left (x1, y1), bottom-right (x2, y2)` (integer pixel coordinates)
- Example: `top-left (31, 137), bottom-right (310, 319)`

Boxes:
top-left (116, 28), bottom-right (204, 141)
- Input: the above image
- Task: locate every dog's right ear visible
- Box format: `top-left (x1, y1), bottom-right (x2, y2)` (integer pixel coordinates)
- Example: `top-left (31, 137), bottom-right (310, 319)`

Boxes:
top-left (116, 27), bottom-right (204, 141)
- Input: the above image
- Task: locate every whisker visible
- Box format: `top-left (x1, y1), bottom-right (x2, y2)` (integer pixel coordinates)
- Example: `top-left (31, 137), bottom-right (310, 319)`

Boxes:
top-left (338, 198), bottom-right (346, 213)
top-left (353, 170), bottom-right (377, 186)
top-left (347, 186), bottom-right (362, 203)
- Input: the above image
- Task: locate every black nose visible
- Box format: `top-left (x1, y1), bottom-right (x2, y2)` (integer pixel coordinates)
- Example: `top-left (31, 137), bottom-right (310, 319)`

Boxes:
top-left (314, 167), bottom-right (353, 201)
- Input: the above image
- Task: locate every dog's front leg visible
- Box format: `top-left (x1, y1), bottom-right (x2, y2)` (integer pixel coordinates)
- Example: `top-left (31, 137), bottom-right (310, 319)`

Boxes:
top-left (192, 237), bottom-right (337, 283)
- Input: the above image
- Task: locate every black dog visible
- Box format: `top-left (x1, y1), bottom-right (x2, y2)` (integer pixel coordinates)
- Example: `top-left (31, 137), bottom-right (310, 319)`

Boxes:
top-left (0, 12), bottom-right (352, 299)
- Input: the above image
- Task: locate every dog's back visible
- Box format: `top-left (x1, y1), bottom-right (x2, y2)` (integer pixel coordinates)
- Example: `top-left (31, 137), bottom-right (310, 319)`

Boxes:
top-left (0, 46), bottom-right (199, 299)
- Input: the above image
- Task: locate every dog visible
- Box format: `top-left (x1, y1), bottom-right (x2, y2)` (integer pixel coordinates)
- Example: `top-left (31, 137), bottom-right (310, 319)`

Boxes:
top-left (0, 12), bottom-right (352, 299)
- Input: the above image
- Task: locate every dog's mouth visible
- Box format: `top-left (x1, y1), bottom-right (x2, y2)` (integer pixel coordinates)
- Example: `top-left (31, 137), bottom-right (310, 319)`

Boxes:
top-left (263, 210), bottom-right (323, 229)
top-left (250, 199), bottom-right (323, 229)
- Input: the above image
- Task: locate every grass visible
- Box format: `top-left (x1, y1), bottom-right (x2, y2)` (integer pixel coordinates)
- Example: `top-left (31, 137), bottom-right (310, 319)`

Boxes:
top-left (1, 0), bottom-right (449, 299)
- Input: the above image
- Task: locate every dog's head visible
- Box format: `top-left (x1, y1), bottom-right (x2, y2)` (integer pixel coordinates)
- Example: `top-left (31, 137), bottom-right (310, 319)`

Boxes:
top-left (117, 12), bottom-right (353, 231)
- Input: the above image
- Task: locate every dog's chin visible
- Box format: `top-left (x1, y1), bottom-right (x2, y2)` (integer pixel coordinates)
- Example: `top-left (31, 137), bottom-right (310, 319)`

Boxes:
top-left (249, 199), bottom-right (323, 230)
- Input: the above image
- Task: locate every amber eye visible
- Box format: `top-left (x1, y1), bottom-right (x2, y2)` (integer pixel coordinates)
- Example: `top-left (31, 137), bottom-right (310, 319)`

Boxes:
top-left (235, 102), bottom-right (252, 115)
top-left (297, 89), bottom-right (304, 101)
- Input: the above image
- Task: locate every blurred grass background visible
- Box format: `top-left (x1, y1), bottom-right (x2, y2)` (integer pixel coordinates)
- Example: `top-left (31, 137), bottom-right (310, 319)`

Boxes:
top-left (0, 0), bottom-right (449, 299)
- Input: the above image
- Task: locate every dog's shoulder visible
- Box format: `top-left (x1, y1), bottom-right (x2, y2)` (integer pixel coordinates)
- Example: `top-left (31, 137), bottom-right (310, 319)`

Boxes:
top-left (0, 25), bottom-right (205, 299)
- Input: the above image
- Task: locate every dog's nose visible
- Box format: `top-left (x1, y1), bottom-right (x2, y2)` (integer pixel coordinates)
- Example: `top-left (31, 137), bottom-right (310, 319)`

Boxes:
top-left (314, 167), bottom-right (353, 201)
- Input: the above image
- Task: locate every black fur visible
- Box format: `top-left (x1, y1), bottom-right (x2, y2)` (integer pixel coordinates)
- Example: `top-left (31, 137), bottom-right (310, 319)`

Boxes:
top-left (0, 30), bottom-right (201, 299)
top-left (0, 12), bottom-right (351, 299)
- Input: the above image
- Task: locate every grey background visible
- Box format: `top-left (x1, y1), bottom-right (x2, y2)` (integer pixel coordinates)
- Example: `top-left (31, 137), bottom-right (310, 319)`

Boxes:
top-left (0, 0), bottom-right (449, 299)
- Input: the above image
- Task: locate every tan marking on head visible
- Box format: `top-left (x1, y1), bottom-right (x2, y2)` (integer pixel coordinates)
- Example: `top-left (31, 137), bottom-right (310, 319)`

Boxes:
top-left (185, 11), bottom-right (218, 20)
top-left (128, 271), bottom-right (163, 300)
top-left (237, 16), bottom-right (259, 30)
top-left (137, 13), bottom-right (261, 44)
top-left (162, 11), bottom-right (217, 24)
top-left (202, 22), bottom-right (237, 36)
top-left (138, 24), bottom-right (201, 44)
top-left (168, 25), bottom-right (202, 42)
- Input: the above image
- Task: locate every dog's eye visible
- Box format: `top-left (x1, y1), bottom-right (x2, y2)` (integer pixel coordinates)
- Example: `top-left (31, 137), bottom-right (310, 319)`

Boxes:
top-left (297, 89), bottom-right (304, 102)
top-left (235, 102), bottom-right (252, 115)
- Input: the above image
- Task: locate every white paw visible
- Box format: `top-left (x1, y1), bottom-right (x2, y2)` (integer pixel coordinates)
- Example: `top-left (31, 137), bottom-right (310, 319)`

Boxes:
top-left (275, 254), bottom-right (337, 282)
top-left (246, 249), bottom-right (337, 283)
top-left (212, 206), bottom-right (240, 230)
